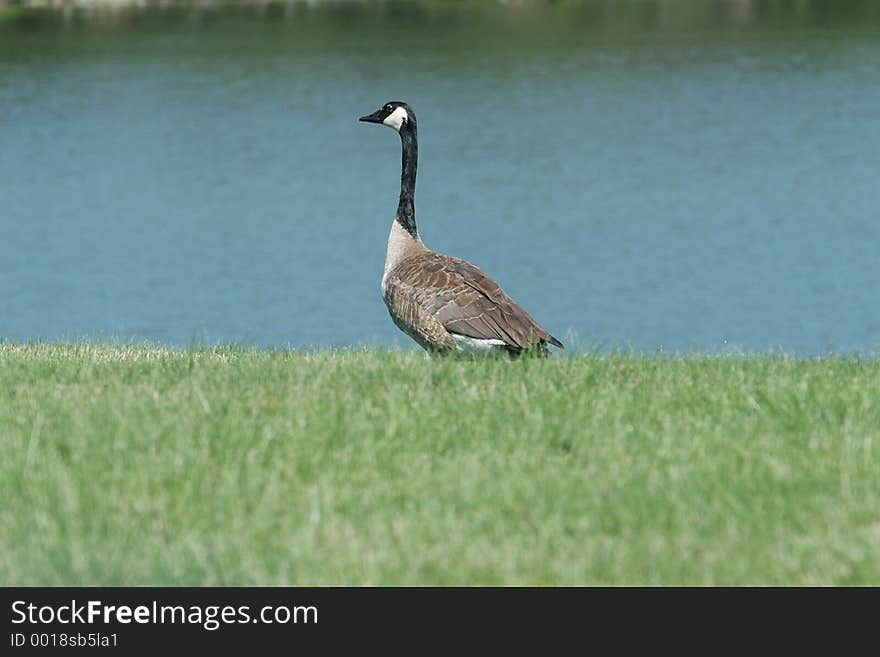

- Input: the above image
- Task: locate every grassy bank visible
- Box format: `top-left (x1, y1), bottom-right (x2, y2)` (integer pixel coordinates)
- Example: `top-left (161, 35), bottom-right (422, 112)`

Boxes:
top-left (1, 344), bottom-right (879, 585)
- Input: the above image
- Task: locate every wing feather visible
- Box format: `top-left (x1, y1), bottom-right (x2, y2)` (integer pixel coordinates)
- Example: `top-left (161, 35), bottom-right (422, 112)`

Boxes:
top-left (385, 252), bottom-right (563, 351)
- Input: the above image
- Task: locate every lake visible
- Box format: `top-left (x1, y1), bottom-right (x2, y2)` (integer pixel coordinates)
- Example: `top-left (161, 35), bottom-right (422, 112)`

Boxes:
top-left (1, 1), bottom-right (879, 354)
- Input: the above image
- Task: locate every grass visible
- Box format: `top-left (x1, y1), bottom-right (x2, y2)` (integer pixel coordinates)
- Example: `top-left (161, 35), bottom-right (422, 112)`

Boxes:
top-left (1, 343), bottom-right (879, 586)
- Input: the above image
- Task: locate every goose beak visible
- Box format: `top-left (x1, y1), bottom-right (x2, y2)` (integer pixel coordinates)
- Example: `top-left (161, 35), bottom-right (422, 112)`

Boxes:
top-left (359, 110), bottom-right (384, 124)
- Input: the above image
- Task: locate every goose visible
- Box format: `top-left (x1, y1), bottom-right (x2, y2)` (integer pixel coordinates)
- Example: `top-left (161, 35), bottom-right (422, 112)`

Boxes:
top-left (359, 101), bottom-right (563, 356)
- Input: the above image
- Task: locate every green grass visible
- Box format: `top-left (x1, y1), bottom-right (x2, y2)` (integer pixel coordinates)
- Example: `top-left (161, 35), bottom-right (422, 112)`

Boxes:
top-left (1, 343), bottom-right (879, 585)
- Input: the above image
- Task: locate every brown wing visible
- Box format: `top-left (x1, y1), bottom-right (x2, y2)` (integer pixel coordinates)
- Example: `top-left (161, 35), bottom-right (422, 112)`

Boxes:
top-left (382, 275), bottom-right (457, 352)
top-left (387, 252), bottom-right (563, 351)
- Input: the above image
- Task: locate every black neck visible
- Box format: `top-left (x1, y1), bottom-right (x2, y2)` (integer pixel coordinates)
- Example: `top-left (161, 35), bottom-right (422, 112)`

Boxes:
top-left (396, 124), bottom-right (418, 238)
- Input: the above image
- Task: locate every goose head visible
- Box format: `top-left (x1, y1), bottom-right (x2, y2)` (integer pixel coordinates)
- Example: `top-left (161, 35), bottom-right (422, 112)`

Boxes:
top-left (359, 101), bottom-right (415, 133)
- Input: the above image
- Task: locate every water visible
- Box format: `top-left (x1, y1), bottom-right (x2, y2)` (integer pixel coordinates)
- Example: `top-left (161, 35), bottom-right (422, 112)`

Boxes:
top-left (1, 2), bottom-right (879, 354)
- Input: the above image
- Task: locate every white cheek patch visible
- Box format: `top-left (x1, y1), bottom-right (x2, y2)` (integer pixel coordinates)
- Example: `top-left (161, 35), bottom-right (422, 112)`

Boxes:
top-left (382, 106), bottom-right (408, 132)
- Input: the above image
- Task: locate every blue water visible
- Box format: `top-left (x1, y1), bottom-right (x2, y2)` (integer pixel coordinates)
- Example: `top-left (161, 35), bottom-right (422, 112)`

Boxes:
top-left (1, 3), bottom-right (879, 354)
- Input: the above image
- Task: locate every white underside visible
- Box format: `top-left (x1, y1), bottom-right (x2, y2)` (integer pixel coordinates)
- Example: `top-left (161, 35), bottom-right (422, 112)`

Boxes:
top-left (452, 334), bottom-right (508, 354)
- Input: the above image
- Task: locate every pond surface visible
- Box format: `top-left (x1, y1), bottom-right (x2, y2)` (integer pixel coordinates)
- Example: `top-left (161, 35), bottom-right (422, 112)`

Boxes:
top-left (1, 2), bottom-right (879, 353)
